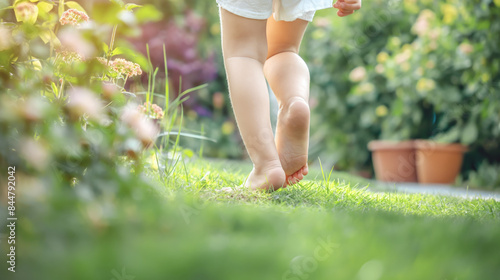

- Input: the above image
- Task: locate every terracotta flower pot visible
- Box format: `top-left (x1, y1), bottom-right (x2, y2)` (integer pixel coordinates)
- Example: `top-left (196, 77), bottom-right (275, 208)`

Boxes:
top-left (414, 140), bottom-right (468, 184)
top-left (368, 140), bottom-right (417, 182)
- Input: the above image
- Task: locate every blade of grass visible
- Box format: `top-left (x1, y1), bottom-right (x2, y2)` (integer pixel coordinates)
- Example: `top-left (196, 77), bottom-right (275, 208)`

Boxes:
top-left (163, 44), bottom-right (169, 111)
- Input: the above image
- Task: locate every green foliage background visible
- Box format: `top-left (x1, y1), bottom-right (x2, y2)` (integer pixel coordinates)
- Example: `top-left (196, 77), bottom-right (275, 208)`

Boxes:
top-left (160, 0), bottom-right (500, 187)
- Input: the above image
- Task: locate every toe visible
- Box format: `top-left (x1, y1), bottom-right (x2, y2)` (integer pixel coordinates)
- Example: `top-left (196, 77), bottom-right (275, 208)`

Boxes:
top-left (302, 164), bottom-right (309, 175)
top-left (287, 175), bottom-right (298, 185)
top-left (296, 172), bottom-right (304, 181)
top-left (292, 172), bottom-right (302, 182)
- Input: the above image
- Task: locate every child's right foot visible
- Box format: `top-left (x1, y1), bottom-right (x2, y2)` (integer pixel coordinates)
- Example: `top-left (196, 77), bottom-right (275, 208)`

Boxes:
top-left (244, 161), bottom-right (286, 191)
top-left (275, 97), bottom-right (310, 185)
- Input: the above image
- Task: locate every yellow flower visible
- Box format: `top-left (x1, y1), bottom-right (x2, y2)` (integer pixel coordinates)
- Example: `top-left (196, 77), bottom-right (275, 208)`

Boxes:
top-left (14, 2), bottom-right (38, 24)
top-left (402, 44), bottom-right (412, 52)
top-left (375, 105), bottom-right (388, 117)
top-left (416, 67), bottom-right (424, 76)
top-left (376, 52), bottom-right (389, 64)
top-left (389, 37), bottom-right (401, 49)
top-left (358, 82), bottom-right (375, 95)
top-left (31, 57), bottom-right (42, 71)
top-left (312, 29), bottom-right (326, 40)
top-left (416, 78), bottom-right (436, 92)
top-left (147, 153), bottom-right (159, 170)
top-left (210, 23), bottom-right (220, 35)
top-left (481, 73), bottom-right (490, 83)
top-left (441, 4), bottom-right (458, 25)
top-left (401, 62), bottom-right (411, 72)
top-left (221, 121), bottom-right (235, 135)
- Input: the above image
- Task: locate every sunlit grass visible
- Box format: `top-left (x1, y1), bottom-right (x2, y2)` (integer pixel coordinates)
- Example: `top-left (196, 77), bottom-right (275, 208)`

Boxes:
top-left (153, 159), bottom-right (500, 220)
top-left (14, 157), bottom-right (500, 280)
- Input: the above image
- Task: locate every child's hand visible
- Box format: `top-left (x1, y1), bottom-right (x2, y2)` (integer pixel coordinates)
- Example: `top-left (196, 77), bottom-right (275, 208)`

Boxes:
top-left (333, 0), bottom-right (362, 17)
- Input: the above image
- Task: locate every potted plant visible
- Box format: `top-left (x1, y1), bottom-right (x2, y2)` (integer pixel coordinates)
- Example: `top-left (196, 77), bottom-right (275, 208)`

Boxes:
top-left (367, 99), bottom-right (432, 183)
top-left (414, 139), bottom-right (468, 184)
top-left (368, 140), bottom-right (417, 182)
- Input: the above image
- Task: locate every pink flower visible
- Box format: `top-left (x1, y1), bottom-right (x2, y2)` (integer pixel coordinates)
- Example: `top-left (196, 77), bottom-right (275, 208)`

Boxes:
top-left (212, 92), bottom-right (225, 109)
top-left (102, 82), bottom-right (121, 100)
top-left (412, 10), bottom-right (435, 37)
top-left (60, 9), bottom-right (89, 26)
top-left (137, 102), bottom-right (164, 119)
top-left (349, 66), bottom-right (366, 82)
top-left (66, 87), bottom-right (106, 121)
top-left (59, 28), bottom-right (96, 59)
top-left (121, 105), bottom-right (159, 148)
top-left (57, 50), bottom-right (83, 63)
top-left (110, 58), bottom-right (143, 78)
top-left (0, 26), bottom-right (12, 51)
top-left (459, 42), bottom-right (474, 55)
top-left (20, 138), bottom-right (50, 171)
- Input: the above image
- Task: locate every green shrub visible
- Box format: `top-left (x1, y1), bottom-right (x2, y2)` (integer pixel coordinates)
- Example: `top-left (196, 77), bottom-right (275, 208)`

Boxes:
top-left (303, 0), bottom-right (500, 186)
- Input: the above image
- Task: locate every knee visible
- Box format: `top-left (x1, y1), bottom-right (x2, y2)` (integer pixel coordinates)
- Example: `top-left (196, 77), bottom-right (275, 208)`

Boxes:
top-left (267, 45), bottom-right (299, 60)
top-left (281, 96), bottom-right (310, 112)
top-left (224, 51), bottom-right (267, 65)
top-left (223, 41), bottom-right (268, 65)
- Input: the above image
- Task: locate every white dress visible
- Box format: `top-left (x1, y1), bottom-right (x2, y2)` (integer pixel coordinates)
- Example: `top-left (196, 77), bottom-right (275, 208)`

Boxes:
top-left (217, 0), bottom-right (334, 22)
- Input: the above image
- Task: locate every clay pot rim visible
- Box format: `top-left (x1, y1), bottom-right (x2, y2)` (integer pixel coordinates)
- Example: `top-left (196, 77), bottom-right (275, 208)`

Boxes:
top-left (414, 139), bottom-right (469, 152)
top-left (368, 140), bottom-right (415, 151)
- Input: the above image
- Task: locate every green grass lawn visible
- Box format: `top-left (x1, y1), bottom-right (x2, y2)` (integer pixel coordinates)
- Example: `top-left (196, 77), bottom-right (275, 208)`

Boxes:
top-left (6, 159), bottom-right (500, 280)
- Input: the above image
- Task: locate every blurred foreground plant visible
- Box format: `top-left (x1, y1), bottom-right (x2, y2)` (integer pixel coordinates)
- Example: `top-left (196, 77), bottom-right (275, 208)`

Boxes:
top-left (0, 0), bottom-right (203, 197)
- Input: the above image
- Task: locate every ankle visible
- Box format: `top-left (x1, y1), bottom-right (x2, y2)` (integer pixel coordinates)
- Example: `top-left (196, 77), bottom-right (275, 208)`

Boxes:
top-left (253, 159), bottom-right (283, 174)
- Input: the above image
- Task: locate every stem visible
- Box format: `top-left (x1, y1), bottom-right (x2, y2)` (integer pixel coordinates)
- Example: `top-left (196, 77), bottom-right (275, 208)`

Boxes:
top-left (107, 25), bottom-right (118, 65)
top-left (59, 79), bottom-right (64, 100)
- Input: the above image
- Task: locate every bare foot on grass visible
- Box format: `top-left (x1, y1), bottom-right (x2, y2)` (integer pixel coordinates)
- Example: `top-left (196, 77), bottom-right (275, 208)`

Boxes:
top-left (243, 160), bottom-right (286, 191)
top-left (275, 97), bottom-right (310, 185)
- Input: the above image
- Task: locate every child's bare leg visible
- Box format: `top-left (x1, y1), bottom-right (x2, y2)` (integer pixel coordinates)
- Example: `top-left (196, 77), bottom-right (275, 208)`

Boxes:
top-left (264, 16), bottom-right (310, 185)
top-left (220, 8), bottom-right (286, 190)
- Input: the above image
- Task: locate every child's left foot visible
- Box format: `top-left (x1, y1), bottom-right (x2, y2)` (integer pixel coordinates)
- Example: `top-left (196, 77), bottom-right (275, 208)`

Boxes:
top-left (275, 97), bottom-right (310, 185)
top-left (244, 161), bottom-right (286, 191)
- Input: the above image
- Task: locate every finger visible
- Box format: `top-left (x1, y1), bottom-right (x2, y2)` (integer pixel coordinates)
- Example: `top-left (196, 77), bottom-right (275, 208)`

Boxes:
top-left (337, 10), bottom-right (354, 17)
top-left (333, 0), bottom-right (345, 8)
top-left (336, 2), bottom-right (361, 10)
